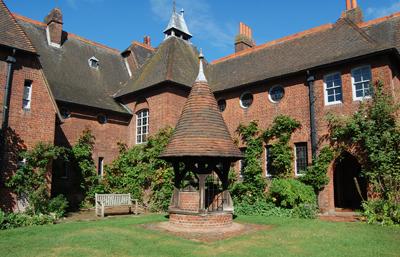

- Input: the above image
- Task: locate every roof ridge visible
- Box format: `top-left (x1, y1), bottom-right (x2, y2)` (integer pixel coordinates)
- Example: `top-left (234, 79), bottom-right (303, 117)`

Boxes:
top-left (132, 41), bottom-right (155, 51)
top-left (2, 7), bottom-right (36, 52)
top-left (359, 11), bottom-right (400, 28)
top-left (13, 12), bottom-right (120, 54)
top-left (340, 17), bottom-right (376, 45)
top-left (211, 23), bottom-right (333, 65)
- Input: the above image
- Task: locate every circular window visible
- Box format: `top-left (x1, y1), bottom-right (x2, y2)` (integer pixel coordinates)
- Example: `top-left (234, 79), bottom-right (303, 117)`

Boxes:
top-left (97, 114), bottom-right (108, 124)
top-left (269, 85), bottom-right (285, 103)
top-left (217, 99), bottom-right (226, 112)
top-left (60, 108), bottom-right (71, 119)
top-left (240, 92), bottom-right (253, 109)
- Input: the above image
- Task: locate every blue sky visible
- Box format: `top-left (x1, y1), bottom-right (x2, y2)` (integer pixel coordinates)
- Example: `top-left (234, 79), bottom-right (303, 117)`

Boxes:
top-left (5, 0), bottom-right (400, 61)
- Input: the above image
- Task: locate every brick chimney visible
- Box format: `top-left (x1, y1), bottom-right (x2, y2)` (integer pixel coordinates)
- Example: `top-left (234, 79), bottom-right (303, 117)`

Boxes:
top-left (143, 36), bottom-right (151, 47)
top-left (44, 8), bottom-right (63, 47)
top-left (235, 22), bottom-right (255, 53)
top-left (342, 0), bottom-right (363, 24)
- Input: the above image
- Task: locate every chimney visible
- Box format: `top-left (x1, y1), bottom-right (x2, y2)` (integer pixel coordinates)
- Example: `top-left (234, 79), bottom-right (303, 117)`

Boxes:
top-left (44, 8), bottom-right (63, 47)
top-left (342, 0), bottom-right (363, 24)
top-left (143, 36), bottom-right (151, 47)
top-left (235, 22), bottom-right (255, 53)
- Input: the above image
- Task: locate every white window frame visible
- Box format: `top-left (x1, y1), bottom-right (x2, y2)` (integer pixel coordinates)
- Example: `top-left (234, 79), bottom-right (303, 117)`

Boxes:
top-left (268, 85), bottom-right (285, 103)
top-left (351, 65), bottom-right (372, 101)
top-left (23, 80), bottom-right (32, 110)
top-left (124, 58), bottom-right (132, 77)
top-left (239, 91), bottom-right (253, 109)
top-left (136, 109), bottom-right (149, 144)
top-left (46, 26), bottom-right (61, 48)
top-left (294, 143), bottom-right (308, 177)
top-left (88, 56), bottom-right (99, 69)
top-left (324, 72), bottom-right (343, 105)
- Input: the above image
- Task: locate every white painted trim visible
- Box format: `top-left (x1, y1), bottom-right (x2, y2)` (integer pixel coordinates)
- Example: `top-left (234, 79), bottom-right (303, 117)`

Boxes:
top-left (294, 143), bottom-right (307, 177)
top-left (268, 85), bottom-right (284, 103)
top-left (23, 81), bottom-right (32, 110)
top-left (351, 65), bottom-right (372, 101)
top-left (98, 157), bottom-right (104, 177)
top-left (124, 58), bottom-right (132, 77)
top-left (323, 72), bottom-right (343, 106)
top-left (135, 109), bottom-right (149, 145)
top-left (265, 146), bottom-right (272, 178)
top-left (239, 91), bottom-right (253, 109)
top-left (46, 26), bottom-right (61, 48)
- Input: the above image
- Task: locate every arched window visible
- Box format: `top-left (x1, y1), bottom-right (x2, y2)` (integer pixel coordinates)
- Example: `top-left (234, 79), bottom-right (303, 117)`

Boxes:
top-left (136, 109), bottom-right (149, 144)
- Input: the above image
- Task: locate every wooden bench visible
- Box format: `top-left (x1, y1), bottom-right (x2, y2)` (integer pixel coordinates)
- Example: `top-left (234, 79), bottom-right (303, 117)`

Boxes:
top-left (95, 193), bottom-right (138, 217)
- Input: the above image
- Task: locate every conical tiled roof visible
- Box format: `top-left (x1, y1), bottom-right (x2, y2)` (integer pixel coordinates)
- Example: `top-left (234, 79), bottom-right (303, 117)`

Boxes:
top-left (160, 55), bottom-right (242, 159)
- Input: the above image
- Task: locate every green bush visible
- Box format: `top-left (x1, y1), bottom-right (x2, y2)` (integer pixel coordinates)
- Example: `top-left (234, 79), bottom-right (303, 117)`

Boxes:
top-left (47, 195), bottom-right (69, 218)
top-left (268, 178), bottom-right (316, 208)
top-left (292, 203), bottom-right (318, 219)
top-left (0, 210), bottom-right (55, 230)
top-left (362, 200), bottom-right (400, 226)
top-left (234, 198), bottom-right (292, 217)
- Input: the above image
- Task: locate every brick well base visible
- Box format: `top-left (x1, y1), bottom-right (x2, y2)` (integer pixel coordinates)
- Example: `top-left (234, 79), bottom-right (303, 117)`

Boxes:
top-left (169, 212), bottom-right (233, 228)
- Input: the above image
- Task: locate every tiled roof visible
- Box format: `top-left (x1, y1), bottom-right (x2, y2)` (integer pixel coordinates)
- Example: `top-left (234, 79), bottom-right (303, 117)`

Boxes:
top-left (115, 36), bottom-right (199, 98)
top-left (160, 63), bottom-right (242, 159)
top-left (0, 0), bottom-right (35, 53)
top-left (16, 16), bottom-right (131, 114)
top-left (208, 16), bottom-right (398, 92)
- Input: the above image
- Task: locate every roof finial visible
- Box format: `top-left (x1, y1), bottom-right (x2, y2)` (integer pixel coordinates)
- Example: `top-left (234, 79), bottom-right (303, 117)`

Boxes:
top-left (196, 49), bottom-right (207, 83)
top-left (173, 0), bottom-right (176, 13)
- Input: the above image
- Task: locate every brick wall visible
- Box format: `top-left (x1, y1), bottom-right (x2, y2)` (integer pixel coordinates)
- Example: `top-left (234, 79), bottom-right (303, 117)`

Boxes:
top-left (0, 48), bottom-right (56, 211)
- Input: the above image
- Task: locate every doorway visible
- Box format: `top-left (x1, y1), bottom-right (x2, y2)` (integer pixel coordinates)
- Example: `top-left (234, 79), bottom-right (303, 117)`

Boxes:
top-left (334, 152), bottom-right (367, 209)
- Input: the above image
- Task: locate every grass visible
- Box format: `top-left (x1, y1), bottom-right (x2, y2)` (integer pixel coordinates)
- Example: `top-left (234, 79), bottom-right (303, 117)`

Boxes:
top-left (0, 214), bottom-right (399, 257)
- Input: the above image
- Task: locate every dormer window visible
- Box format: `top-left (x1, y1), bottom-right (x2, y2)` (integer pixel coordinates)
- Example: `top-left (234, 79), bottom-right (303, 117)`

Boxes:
top-left (88, 57), bottom-right (99, 69)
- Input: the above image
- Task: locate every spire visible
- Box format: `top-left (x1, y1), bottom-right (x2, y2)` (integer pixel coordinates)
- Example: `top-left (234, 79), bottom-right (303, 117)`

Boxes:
top-left (195, 49), bottom-right (207, 83)
top-left (164, 1), bottom-right (192, 41)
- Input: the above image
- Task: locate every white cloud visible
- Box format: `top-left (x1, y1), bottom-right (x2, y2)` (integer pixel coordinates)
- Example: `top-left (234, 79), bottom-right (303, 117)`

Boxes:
top-left (366, 1), bottom-right (400, 18)
top-left (150, 0), bottom-right (235, 52)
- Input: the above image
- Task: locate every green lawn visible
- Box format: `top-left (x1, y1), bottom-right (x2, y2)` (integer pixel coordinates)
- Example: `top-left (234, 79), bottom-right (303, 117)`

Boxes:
top-left (0, 214), bottom-right (399, 257)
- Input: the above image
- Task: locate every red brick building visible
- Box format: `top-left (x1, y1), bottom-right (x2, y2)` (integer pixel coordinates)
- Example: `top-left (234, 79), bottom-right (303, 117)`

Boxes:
top-left (1, 0), bottom-right (399, 213)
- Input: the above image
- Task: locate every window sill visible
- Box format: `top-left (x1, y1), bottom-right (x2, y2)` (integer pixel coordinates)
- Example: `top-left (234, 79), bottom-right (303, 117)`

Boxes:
top-left (325, 101), bottom-right (343, 106)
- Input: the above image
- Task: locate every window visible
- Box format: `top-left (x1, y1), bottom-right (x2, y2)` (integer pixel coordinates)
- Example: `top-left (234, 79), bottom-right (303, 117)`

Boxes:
top-left (218, 99), bottom-right (226, 112)
top-left (265, 145), bottom-right (273, 177)
top-left (352, 66), bottom-right (372, 100)
top-left (97, 114), bottom-right (108, 124)
top-left (136, 109), bottom-right (149, 144)
top-left (269, 85), bottom-right (284, 103)
top-left (239, 148), bottom-right (246, 178)
top-left (22, 80), bottom-right (32, 110)
top-left (295, 143), bottom-right (308, 176)
top-left (240, 92), bottom-right (253, 109)
top-left (98, 157), bottom-right (104, 177)
top-left (61, 161), bottom-right (70, 179)
top-left (324, 72), bottom-right (343, 105)
top-left (88, 57), bottom-right (99, 69)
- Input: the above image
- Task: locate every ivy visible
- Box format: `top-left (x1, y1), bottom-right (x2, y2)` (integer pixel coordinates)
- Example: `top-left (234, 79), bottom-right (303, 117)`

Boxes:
top-left (300, 146), bottom-right (335, 192)
top-left (261, 115), bottom-right (301, 177)
top-left (328, 81), bottom-right (400, 224)
top-left (6, 143), bottom-right (67, 215)
top-left (71, 129), bottom-right (104, 206)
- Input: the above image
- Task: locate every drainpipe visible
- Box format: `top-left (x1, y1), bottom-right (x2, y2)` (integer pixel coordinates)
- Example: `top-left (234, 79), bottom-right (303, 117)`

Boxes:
top-left (0, 50), bottom-right (16, 176)
top-left (306, 70), bottom-right (318, 160)
top-left (2, 50), bottom-right (17, 130)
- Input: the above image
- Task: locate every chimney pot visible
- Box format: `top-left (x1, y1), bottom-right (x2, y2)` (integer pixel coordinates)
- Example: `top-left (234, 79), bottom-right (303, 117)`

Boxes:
top-left (235, 22), bottom-right (255, 53)
top-left (143, 36), bottom-right (151, 47)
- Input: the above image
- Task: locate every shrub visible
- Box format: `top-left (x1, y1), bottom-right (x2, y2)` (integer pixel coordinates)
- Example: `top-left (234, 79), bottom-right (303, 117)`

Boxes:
top-left (0, 210), bottom-right (56, 230)
top-left (268, 178), bottom-right (316, 208)
top-left (362, 200), bottom-right (400, 226)
top-left (47, 195), bottom-right (69, 218)
top-left (234, 198), bottom-right (292, 217)
top-left (292, 203), bottom-right (319, 219)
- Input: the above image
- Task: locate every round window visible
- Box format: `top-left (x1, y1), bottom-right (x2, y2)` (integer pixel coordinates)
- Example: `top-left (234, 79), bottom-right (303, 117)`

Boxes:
top-left (240, 92), bottom-right (253, 109)
top-left (60, 108), bottom-right (71, 119)
top-left (97, 114), bottom-right (108, 124)
top-left (269, 85), bottom-right (285, 103)
top-left (217, 99), bottom-right (226, 112)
